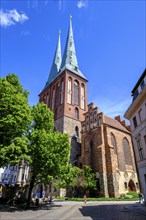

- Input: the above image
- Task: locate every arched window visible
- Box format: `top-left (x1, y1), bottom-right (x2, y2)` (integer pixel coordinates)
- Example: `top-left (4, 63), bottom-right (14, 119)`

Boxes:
top-left (74, 80), bottom-right (79, 105)
top-left (61, 79), bottom-right (64, 104)
top-left (123, 138), bottom-right (132, 165)
top-left (74, 107), bottom-right (79, 119)
top-left (52, 88), bottom-right (55, 110)
top-left (81, 83), bottom-right (85, 109)
top-left (97, 116), bottom-right (102, 126)
top-left (111, 133), bottom-right (117, 154)
top-left (67, 77), bottom-right (72, 104)
top-left (75, 126), bottom-right (79, 137)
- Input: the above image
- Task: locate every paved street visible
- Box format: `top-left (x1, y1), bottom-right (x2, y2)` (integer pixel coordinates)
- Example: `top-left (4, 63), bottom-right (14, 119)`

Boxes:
top-left (0, 201), bottom-right (146, 220)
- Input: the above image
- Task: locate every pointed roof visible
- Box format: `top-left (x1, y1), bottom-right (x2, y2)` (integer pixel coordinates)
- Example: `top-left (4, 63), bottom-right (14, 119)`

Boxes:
top-left (60, 16), bottom-right (87, 80)
top-left (45, 31), bottom-right (62, 86)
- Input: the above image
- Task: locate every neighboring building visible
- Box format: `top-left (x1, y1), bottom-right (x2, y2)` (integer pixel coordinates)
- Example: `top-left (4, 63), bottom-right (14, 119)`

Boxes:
top-left (1, 162), bottom-right (30, 187)
top-left (124, 69), bottom-right (146, 202)
top-left (78, 103), bottom-right (139, 197)
top-left (39, 16), bottom-right (87, 165)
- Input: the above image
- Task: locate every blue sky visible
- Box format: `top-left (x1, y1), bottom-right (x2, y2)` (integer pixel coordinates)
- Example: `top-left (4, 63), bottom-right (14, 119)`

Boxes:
top-left (0, 0), bottom-right (145, 119)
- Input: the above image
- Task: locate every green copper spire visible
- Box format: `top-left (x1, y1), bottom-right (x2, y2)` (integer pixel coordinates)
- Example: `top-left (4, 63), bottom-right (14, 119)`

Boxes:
top-left (46, 31), bottom-right (62, 86)
top-left (60, 16), bottom-right (86, 80)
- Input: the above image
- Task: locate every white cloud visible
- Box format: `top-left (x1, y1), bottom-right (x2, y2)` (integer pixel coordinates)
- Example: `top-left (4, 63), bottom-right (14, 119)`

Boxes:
top-left (93, 97), bottom-right (132, 119)
top-left (0, 9), bottom-right (29, 27)
top-left (77, 0), bottom-right (88, 9)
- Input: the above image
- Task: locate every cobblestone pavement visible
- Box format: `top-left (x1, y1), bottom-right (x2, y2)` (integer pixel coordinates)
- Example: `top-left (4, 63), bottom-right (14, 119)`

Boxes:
top-left (0, 201), bottom-right (146, 220)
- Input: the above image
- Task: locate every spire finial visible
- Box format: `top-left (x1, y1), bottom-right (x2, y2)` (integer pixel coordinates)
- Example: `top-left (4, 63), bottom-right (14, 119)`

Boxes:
top-left (59, 30), bottom-right (61, 35)
top-left (70, 14), bottom-right (72, 20)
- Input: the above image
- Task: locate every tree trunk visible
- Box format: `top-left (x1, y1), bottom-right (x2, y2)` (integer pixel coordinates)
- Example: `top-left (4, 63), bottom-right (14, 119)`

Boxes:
top-left (27, 176), bottom-right (35, 208)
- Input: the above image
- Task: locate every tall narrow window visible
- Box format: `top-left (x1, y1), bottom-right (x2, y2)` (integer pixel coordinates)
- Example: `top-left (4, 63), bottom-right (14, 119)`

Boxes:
top-left (81, 83), bottom-right (85, 109)
top-left (75, 126), bottom-right (79, 137)
top-left (137, 139), bottom-right (143, 160)
top-left (123, 138), bottom-right (132, 165)
top-left (74, 107), bottom-right (79, 119)
top-left (97, 116), bottom-right (102, 126)
top-left (74, 80), bottom-right (79, 105)
top-left (52, 88), bottom-right (55, 111)
top-left (111, 133), bottom-right (117, 154)
top-left (138, 109), bottom-right (142, 123)
top-left (61, 80), bottom-right (64, 104)
top-left (67, 78), bottom-right (72, 104)
top-left (55, 83), bottom-right (60, 107)
top-left (133, 116), bottom-right (137, 128)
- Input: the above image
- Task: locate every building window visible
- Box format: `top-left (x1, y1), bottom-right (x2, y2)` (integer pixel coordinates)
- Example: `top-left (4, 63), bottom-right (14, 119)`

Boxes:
top-left (133, 116), bottom-right (137, 128)
top-left (75, 126), bottom-right (79, 137)
top-left (97, 116), bottom-right (102, 126)
top-left (138, 109), bottom-right (142, 123)
top-left (55, 83), bottom-right (60, 107)
top-left (81, 83), bottom-right (85, 109)
top-left (52, 88), bottom-right (55, 111)
top-left (124, 182), bottom-right (128, 190)
top-left (123, 138), bottom-right (133, 165)
top-left (136, 182), bottom-right (139, 189)
top-left (74, 80), bottom-right (79, 105)
top-left (140, 80), bottom-right (145, 90)
top-left (74, 107), bottom-right (79, 119)
top-left (67, 78), bottom-right (72, 104)
top-left (137, 139), bottom-right (143, 160)
top-left (61, 80), bottom-right (64, 104)
top-left (111, 133), bottom-right (117, 154)
top-left (133, 90), bottom-right (139, 101)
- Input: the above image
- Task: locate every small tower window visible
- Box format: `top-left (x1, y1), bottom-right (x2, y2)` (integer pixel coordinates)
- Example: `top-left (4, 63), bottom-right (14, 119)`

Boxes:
top-left (67, 77), bottom-right (72, 104)
top-left (52, 88), bottom-right (55, 111)
top-left (81, 83), bottom-right (85, 109)
top-left (74, 80), bottom-right (79, 105)
top-left (61, 79), bottom-right (64, 104)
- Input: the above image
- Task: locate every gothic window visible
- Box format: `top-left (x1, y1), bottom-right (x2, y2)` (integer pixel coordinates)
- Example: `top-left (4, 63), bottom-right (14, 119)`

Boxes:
top-left (75, 126), bottom-right (79, 137)
top-left (67, 77), bottom-right (72, 104)
top-left (55, 83), bottom-right (60, 107)
top-left (61, 79), bottom-right (64, 104)
top-left (137, 139), bottom-right (144, 160)
top-left (111, 133), bottom-right (117, 154)
top-left (97, 115), bottom-right (102, 126)
top-left (74, 107), bottom-right (79, 119)
top-left (81, 83), bottom-right (85, 109)
top-left (52, 88), bottom-right (55, 110)
top-left (74, 80), bottom-right (79, 105)
top-left (123, 138), bottom-right (133, 165)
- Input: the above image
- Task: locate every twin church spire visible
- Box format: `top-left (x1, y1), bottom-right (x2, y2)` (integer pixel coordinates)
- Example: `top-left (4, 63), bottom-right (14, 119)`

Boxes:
top-left (46, 16), bottom-right (86, 86)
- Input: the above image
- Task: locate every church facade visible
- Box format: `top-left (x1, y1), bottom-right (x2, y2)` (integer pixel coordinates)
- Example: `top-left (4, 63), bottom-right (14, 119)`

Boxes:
top-left (39, 17), bottom-right (139, 197)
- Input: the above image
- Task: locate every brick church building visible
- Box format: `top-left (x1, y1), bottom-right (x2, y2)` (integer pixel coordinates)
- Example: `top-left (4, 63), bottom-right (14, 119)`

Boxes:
top-left (39, 17), bottom-right (139, 197)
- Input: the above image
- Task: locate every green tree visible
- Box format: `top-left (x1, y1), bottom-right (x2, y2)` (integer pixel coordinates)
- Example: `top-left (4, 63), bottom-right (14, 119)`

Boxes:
top-left (56, 165), bottom-right (96, 194)
top-left (27, 103), bottom-right (70, 206)
top-left (0, 74), bottom-right (31, 167)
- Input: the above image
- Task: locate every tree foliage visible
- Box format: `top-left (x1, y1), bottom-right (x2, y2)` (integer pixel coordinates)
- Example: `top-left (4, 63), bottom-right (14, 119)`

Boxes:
top-left (0, 74), bottom-right (31, 167)
top-left (56, 165), bottom-right (96, 191)
top-left (27, 103), bottom-right (70, 206)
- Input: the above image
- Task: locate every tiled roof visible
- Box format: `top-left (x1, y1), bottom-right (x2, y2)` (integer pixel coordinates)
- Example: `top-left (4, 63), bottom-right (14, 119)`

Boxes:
top-left (104, 115), bottom-right (130, 133)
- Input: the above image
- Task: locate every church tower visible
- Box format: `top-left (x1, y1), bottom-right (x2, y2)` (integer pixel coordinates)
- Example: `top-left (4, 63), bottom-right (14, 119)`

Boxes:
top-left (39, 16), bottom-right (88, 164)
